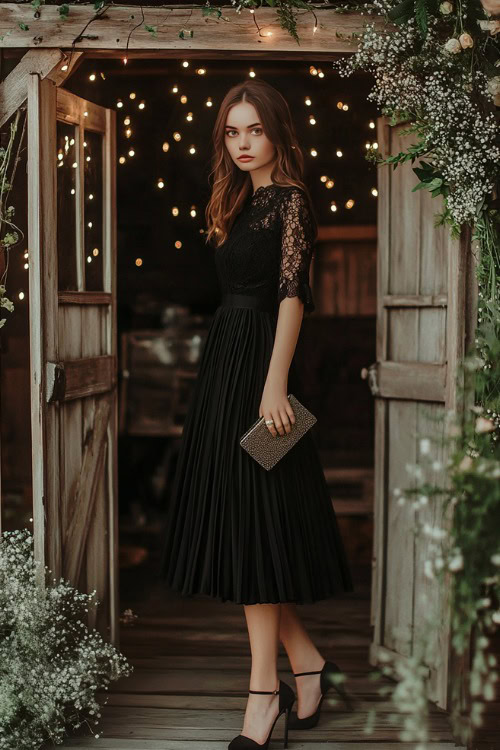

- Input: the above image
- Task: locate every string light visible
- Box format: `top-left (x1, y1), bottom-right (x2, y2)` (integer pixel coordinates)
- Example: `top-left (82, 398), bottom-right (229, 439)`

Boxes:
top-left (369, 120), bottom-right (376, 129)
top-left (89, 73), bottom-right (96, 82)
top-left (117, 100), bottom-right (123, 108)
top-left (128, 149), bottom-right (135, 157)
top-left (129, 92), bottom-right (136, 100)
top-left (157, 178), bottom-right (165, 189)
top-left (172, 207), bottom-right (179, 216)
top-left (182, 60), bottom-right (189, 67)
top-left (125, 128), bottom-right (132, 138)
top-left (173, 132), bottom-right (181, 141)
top-left (345, 199), bottom-right (355, 209)
top-left (309, 115), bottom-right (316, 125)
top-left (123, 56), bottom-right (128, 65)
top-left (87, 255), bottom-right (92, 263)
top-left (206, 97), bottom-right (213, 107)
top-left (310, 148), bottom-right (318, 157)
top-left (119, 156), bottom-right (126, 164)
top-left (175, 240), bottom-right (182, 248)
top-left (196, 68), bottom-right (206, 75)
top-left (330, 202), bottom-right (337, 212)
top-left (24, 262), bottom-right (29, 270)
top-left (180, 95), bottom-right (188, 104)
top-left (124, 116), bottom-right (131, 126)
top-left (249, 68), bottom-right (256, 78)
top-left (342, 103), bottom-right (349, 111)
top-left (18, 291), bottom-right (25, 300)
top-left (309, 66), bottom-right (318, 76)
top-left (138, 100), bottom-right (146, 110)
top-left (317, 69), bottom-right (325, 78)
top-left (326, 179), bottom-right (334, 189)
top-left (93, 248), bottom-right (99, 256)
top-left (83, 111), bottom-right (88, 117)
top-left (188, 145), bottom-right (196, 155)
top-left (337, 101), bottom-right (343, 109)
top-left (61, 64), bottom-right (68, 71)
top-left (23, 251), bottom-right (28, 259)
top-left (186, 112), bottom-right (193, 121)
top-left (305, 97), bottom-right (312, 106)
top-left (190, 206), bottom-right (197, 217)
top-left (336, 149), bottom-right (343, 157)
top-left (162, 142), bottom-right (170, 152)
top-left (371, 188), bottom-right (378, 197)
top-left (135, 258), bottom-right (143, 266)
top-left (267, 31), bottom-right (273, 36)
top-left (172, 85), bottom-right (179, 93)
top-left (320, 175), bottom-right (328, 183)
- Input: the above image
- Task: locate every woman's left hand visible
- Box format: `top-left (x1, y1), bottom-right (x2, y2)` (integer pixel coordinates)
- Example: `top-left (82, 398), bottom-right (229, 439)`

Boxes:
top-left (259, 379), bottom-right (296, 437)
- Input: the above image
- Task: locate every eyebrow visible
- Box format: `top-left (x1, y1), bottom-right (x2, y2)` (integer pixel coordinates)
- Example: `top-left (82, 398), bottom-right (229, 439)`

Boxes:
top-left (225, 122), bottom-right (262, 129)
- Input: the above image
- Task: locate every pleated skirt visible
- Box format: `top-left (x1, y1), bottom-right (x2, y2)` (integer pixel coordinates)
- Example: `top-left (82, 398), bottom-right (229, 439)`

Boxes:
top-left (160, 293), bottom-right (354, 604)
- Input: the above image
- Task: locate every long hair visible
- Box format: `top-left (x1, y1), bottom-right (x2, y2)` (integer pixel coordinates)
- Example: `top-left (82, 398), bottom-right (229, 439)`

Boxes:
top-left (205, 79), bottom-right (317, 248)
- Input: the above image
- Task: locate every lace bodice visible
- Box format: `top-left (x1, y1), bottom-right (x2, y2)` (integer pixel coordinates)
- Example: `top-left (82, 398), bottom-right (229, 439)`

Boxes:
top-left (214, 184), bottom-right (315, 314)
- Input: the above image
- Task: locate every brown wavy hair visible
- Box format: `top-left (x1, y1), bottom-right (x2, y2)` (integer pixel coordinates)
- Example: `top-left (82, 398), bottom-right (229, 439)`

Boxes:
top-left (205, 79), bottom-right (317, 248)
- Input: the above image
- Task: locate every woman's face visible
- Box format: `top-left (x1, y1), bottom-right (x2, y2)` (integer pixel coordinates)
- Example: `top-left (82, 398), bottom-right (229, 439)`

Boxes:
top-left (224, 101), bottom-right (276, 175)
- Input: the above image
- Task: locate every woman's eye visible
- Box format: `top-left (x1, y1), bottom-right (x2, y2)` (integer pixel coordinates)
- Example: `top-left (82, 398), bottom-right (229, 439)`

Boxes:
top-left (225, 128), bottom-right (262, 137)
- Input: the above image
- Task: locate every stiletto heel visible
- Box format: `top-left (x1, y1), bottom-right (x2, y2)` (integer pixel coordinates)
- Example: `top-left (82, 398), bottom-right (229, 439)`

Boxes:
top-left (228, 679), bottom-right (296, 749)
top-left (288, 660), bottom-right (354, 730)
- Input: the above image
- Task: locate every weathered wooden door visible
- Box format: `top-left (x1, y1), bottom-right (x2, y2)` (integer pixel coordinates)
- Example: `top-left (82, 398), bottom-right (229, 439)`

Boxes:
top-left (27, 74), bottom-right (119, 643)
top-left (368, 117), bottom-right (469, 708)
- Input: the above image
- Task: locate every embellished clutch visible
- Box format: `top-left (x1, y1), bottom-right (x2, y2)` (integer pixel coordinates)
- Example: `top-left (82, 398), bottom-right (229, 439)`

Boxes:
top-left (239, 394), bottom-right (317, 471)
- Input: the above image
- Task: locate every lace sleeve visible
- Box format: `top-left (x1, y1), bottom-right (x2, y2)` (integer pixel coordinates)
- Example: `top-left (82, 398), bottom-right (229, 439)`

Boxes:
top-left (278, 188), bottom-right (315, 313)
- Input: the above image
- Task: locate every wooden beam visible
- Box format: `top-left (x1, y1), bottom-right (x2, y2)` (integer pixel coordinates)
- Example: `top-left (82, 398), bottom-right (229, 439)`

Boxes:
top-left (58, 291), bottom-right (113, 305)
top-left (0, 48), bottom-right (83, 126)
top-left (378, 361), bottom-right (447, 403)
top-left (0, 5), bottom-right (381, 51)
top-left (46, 355), bottom-right (117, 402)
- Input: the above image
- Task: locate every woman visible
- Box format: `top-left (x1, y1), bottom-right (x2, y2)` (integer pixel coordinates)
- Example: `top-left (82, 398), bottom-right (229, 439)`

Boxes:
top-left (160, 78), bottom-right (353, 750)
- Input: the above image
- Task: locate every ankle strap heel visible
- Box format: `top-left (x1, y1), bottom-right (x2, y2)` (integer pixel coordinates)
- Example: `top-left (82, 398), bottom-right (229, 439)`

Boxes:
top-left (228, 679), bottom-right (296, 749)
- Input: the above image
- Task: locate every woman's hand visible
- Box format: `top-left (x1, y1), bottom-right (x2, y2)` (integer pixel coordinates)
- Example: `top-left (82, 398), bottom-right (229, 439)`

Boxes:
top-left (259, 378), bottom-right (296, 437)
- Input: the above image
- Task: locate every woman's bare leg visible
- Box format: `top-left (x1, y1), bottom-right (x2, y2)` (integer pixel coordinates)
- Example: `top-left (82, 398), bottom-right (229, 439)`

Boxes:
top-left (240, 603), bottom-right (282, 744)
top-left (279, 603), bottom-right (326, 718)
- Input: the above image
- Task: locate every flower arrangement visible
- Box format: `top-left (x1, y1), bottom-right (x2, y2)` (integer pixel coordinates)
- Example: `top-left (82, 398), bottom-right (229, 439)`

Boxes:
top-left (0, 529), bottom-right (133, 750)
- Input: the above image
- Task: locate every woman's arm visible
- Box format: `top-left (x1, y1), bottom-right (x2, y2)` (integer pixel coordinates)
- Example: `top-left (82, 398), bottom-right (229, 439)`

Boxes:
top-left (259, 187), bottom-right (315, 437)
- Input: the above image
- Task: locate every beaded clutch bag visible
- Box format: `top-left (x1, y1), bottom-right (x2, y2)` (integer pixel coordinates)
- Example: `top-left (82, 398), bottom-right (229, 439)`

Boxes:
top-left (239, 394), bottom-right (317, 471)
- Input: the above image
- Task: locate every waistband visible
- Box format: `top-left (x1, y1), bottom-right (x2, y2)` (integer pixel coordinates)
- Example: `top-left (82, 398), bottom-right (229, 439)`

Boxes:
top-left (220, 293), bottom-right (277, 315)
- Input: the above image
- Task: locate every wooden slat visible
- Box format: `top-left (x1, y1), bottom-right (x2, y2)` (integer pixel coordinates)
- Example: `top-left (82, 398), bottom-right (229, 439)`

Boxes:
top-left (378, 361), bottom-right (446, 402)
top-left (0, 6), bottom-right (386, 51)
top-left (47, 354), bottom-right (116, 401)
top-left (57, 85), bottom-right (107, 132)
top-left (317, 224), bottom-right (377, 242)
top-left (58, 291), bottom-right (112, 305)
top-left (383, 294), bottom-right (447, 308)
top-left (64, 394), bottom-right (111, 584)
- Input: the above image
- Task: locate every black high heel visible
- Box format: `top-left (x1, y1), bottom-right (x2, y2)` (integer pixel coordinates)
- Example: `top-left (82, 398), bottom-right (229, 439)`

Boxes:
top-left (228, 679), bottom-right (296, 749)
top-left (288, 660), bottom-right (354, 730)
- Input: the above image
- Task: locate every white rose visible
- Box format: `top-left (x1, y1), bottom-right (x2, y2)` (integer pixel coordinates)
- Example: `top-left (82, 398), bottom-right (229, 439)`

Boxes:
top-left (444, 37), bottom-right (462, 53)
top-left (475, 416), bottom-right (496, 433)
top-left (478, 19), bottom-right (500, 35)
top-left (439, 1), bottom-right (453, 12)
top-left (459, 32), bottom-right (474, 48)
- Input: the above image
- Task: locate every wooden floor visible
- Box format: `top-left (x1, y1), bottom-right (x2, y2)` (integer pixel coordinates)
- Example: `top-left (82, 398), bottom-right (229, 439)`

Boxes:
top-left (59, 527), bottom-right (464, 750)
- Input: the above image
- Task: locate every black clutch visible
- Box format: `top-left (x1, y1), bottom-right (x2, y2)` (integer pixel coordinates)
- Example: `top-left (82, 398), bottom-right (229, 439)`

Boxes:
top-left (239, 394), bottom-right (317, 471)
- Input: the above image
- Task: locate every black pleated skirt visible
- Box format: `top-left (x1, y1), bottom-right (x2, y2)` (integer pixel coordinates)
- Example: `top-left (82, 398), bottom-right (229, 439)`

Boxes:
top-left (160, 293), bottom-right (353, 604)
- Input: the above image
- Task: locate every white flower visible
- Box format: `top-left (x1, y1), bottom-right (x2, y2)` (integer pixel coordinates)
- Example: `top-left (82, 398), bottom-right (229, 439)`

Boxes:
top-left (492, 611), bottom-right (500, 625)
top-left (478, 19), bottom-right (500, 35)
top-left (418, 494), bottom-right (429, 506)
top-left (491, 553), bottom-right (500, 566)
top-left (459, 32), bottom-right (474, 48)
top-left (424, 560), bottom-right (435, 579)
top-left (458, 455), bottom-right (473, 472)
top-left (444, 37), bottom-right (462, 53)
top-left (475, 416), bottom-right (496, 433)
top-left (449, 554), bottom-right (464, 572)
top-left (419, 438), bottom-right (431, 455)
top-left (432, 460), bottom-right (443, 471)
top-left (439, 1), bottom-right (453, 12)
top-left (393, 487), bottom-right (402, 497)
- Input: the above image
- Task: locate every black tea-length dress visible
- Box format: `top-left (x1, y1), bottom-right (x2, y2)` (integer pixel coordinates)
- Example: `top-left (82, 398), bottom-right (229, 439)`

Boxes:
top-left (160, 183), bottom-right (353, 604)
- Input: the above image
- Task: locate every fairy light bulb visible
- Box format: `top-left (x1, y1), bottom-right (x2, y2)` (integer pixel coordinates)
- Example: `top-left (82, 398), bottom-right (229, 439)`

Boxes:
top-left (336, 149), bottom-right (343, 158)
top-left (326, 179), bottom-right (334, 189)
top-left (182, 60), bottom-right (189, 67)
top-left (345, 199), bottom-right (355, 209)
top-left (23, 251), bottom-right (28, 259)
top-left (190, 206), bottom-right (197, 217)
top-left (371, 188), bottom-right (378, 196)
top-left (135, 258), bottom-right (143, 267)
top-left (162, 141), bottom-right (170, 152)
top-left (369, 120), bottom-right (375, 129)
top-left (337, 101), bottom-right (343, 109)
top-left (196, 68), bottom-right (206, 75)
top-left (186, 112), bottom-right (193, 121)
top-left (173, 132), bottom-right (181, 141)
top-left (249, 68), bottom-right (256, 78)
top-left (61, 64), bottom-right (68, 71)
top-left (119, 156), bottom-right (126, 164)
top-left (180, 95), bottom-right (188, 104)
top-left (310, 148), bottom-right (318, 157)
top-left (206, 97), bottom-right (213, 107)
top-left (172, 85), bottom-right (179, 93)
top-left (157, 178), bottom-right (165, 189)
top-left (305, 97), bottom-right (312, 106)
top-left (267, 31), bottom-right (272, 36)
top-left (125, 128), bottom-right (132, 138)
top-left (175, 240), bottom-right (182, 248)
top-left (87, 255), bottom-right (92, 264)
top-left (129, 92), bottom-right (136, 100)
top-left (128, 149), bottom-right (135, 157)
top-left (330, 202), bottom-right (337, 212)
top-left (342, 103), bottom-right (349, 111)
top-left (309, 115), bottom-right (316, 125)
top-left (188, 145), bottom-right (196, 155)
top-left (172, 207), bottom-right (179, 216)
top-left (320, 175), bottom-right (327, 183)
top-left (89, 73), bottom-right (96, 82)
top-left (117, 100), bottom-right (123, 108)
top-left (309, 66), bottom-right (317, 76)
top-left (124, 116), bottom-right (131, 126)
top-left (373, 142), bottom-right (378, 149)
top-left (138, 100), bottom-right (146, 110)
top-left (93, 248), bottom-right (99, 256)
top-left (18, 291), bottom-right (25, 300)
top-left (24, 262), bottom-right (29, 270)
top-left (365, 142), bottom-right (371, 150)
top-left (318, 69), bottom-right (324, 78)
top-left (123, 56), bottom-right (128, 65)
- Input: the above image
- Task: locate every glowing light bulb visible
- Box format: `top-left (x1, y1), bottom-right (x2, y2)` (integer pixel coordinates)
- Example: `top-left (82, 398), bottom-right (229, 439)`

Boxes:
top-left (93, 248), bottom-right (99, 256)
top-left (117, 100), bottom-right (123, 108)
top-left (369, 120), bottom-right (375, 129)
top-left (309, 116), bottom-right (316, 125)
top-left (337, 101), bottom-right (343, 109)
top-left (130, 92), bottom-right (136, 99)
top-left (173, 132), bottom-right (181, 141)
top-left (87, 255), bottom-right (92, 263)
top-left (125, 128), bottom-right (132, 138)
top-left (189, 145), bottom-right (196, 154)
top-left (138, 100), bottom-right (145, 110)
top-left (330, 202), bottom-right (337, 212)
top-left (172, 85), bottom-right (179, 93)
top-left (58, 153), bottom-right (63, 161)
top-left (71, 188), bottom-right (76, 194)
top-left (320, 175), bottom-right (328, 183)
top-left (87, 221), bottom-right (93, 228)
top-left (172, 207), bottom-right (179, 216)
top-left (196, 68), bottom-right (206, 75)
top-left (135, 258), bottom-right (143, 267)
top-left (326, 179), bottom-right (334, 189)
top-left (86, 155), bottom-right (91, 162)
top-left (186, 112), bottom-right (193, 121)
top-left (61, 64), bottom-right (68, 71)
top-left (182, 60), bottom-right (189, 67)
top-left (19, 291), bottom-right (25, 300)
top-left (23, 251), bottom-right (28, 259)
top-left (89, 73), bottom-right (96, 82)
top-left (83, 111), bottom-right (88, 117)
top-left (267, 31), bottom-right (272, 36)
top-left (318, 69), bottom-right (324, 78)
top-left (119, 156), bottom-right (126, 164)
top-left (309, 66), bottom-right (317, 75)
top-left (206, 97), bottom-right (213, 107)
top-left (336, 149), bottom-right (343, 158)
top-left (128, 149), bottom-right (135, 157)
top-left (124, 116), bottom-right (131, 126)
top-left (342, 103), bottom-right (349, 111)
top-left (24, 262), bottom-right (29, 270)
top-left (345, 199), bottom-right (355, 209)
top-left (157, 178), bottom-right (165, 189)
top-left (249, 68), bottom-right (256, 78)
top-left (175, 240), bottom-right (182, 249)
top-left (190, 206), bottom-right (197, 217)
top-left (180, 95), bottom-right (188, 104)
top-left (123, 56), bottom-right (128, 65)
top-left (371, 187), bottom-right (378, 197)
top-left (305, 97), bottom-right (312, 106)
top-left (310, 148), bottom-right (318, 157)
top-left (162, 141), bottom-right (170, 152)
top-left (373, 142), bottom-right (378, 149)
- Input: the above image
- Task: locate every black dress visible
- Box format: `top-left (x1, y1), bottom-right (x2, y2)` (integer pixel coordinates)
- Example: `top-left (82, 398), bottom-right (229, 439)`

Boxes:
top-left (160, 183), bottom-right (353, 605)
